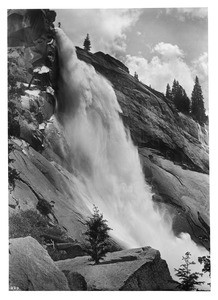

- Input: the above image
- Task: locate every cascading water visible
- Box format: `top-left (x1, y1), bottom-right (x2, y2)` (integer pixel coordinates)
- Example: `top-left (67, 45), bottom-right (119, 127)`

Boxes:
top-left (54, 28), bottom-right (209, 284)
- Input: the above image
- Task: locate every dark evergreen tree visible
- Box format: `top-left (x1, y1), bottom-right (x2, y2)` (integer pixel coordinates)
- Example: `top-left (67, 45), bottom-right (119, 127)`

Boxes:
top-left (134, 71), bottom-right (139, 81)
top-left (166, 83), bottom-right (172, 100)
top-left (174, 252), bottom-right (204, 291)
top-left (171, 80), bottom-right (190, 114)
top-left (171, 79), bottom-right (179, 100)
top-left (83, 205), bottom-right (112, 264)
top-left (176, 86), bottom-right (190, 114)
top-left (83, 34), bottom-right (91, 51)
top-left (191, 76), bottom-right (206, 125)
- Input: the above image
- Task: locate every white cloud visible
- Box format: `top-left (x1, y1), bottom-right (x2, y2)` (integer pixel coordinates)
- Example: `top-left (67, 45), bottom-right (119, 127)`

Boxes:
top-left (125, 45), bottom-right (208, 110)
top-left (153, 42), bottom-right (184, 60)
top-left (126, 42), bottom-right (194, 97)
top-left (57, 9), bottom-right (141, 55)
top-left (166, 8), bottom-right (208, 21)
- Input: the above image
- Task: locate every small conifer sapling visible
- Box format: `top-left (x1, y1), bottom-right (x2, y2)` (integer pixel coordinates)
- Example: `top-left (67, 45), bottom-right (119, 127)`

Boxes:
top-left (83, 34), bottom-right (91, 51)
top-left (83, 205), bottom-right (112, 264)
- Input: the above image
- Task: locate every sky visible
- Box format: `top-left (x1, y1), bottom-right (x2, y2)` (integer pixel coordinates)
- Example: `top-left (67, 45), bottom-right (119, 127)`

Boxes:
top-left (55, 8), bottom-right (208, 111)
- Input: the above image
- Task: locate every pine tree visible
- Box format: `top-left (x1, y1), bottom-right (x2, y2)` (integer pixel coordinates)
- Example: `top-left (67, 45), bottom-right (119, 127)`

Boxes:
top-left (166, 83), bottom-right (172, 100)
top-left (134, 71), bottom-right (139, 81)
top-left (176, 86), bottom-right (190, 114)
top-left (191, 76), bottom-right (206, 125)
top-left (174, 252), bottom-right (204, 291)
top-left (171, 79), bottom-right (179, 100)
top-left (83, 205), bottom-right (112, 264)
top-left (83, 34), bottom-right (91, 51)
top-left (171, 80), bottom-right (190, 114)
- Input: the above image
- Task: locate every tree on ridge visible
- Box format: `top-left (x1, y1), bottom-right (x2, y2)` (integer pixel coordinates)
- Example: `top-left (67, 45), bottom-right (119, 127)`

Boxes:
top-left (191, 76), bottom-right (206, 125)
top-left (134, 71), bottom-right (139, 81)
top-left (83, 33), bottom-right (91, 51)
top-left (166, 83), bottom-right (172, 100)
top-left (169, 80), bottom-right (190, 114)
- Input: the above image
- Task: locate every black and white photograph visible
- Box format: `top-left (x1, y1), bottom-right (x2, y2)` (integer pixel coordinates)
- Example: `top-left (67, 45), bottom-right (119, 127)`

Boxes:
top-left (5, 1), bottom-right (215, 294)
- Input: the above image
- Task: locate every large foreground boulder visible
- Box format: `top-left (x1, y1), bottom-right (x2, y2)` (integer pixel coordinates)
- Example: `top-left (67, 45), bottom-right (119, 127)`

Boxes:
top-left (56, 246), bottom-right (178, 291)
top-left (9, 236), bottom-right (70, 290)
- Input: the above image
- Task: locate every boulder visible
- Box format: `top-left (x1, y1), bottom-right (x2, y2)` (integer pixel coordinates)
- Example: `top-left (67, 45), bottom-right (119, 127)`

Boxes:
top-left (62, 271), bottom-right (87, 291)
top-left (9, 236), bottom-right (70, 290)
top-left (56, 247), bottom-right (178, 291)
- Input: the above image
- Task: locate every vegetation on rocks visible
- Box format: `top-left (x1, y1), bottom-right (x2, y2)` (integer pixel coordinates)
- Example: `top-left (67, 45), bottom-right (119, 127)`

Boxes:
top-left (8, 143), bottom-right (20, 191)
top-left (166, 77), bottom-right (207, 125)
top-left (191, 76), bottom-right (207, 125)
top-left (83, 205), bottom-right (112, 264)
top-left (134, 71), bottom-right (139, 81)
top-left (198, 255), bottom-right (211, 282)
top-left (83, 33), bottom-right (91, 51)
top-left (166, 79), bottom-right (190, 115)
top-left (9, 209), bottom-right (71, 261)
top-left (174, 252), bottom-right (204, 290)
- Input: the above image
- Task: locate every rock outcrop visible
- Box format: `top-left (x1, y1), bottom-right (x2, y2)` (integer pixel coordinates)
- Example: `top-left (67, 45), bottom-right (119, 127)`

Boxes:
top-left (9, 236), bottom-right (70, 290)
top-left (56, 246), bottom-right (178, 291)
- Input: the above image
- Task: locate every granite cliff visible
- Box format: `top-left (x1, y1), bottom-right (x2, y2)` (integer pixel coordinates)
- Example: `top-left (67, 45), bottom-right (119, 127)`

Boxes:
top-left (8, 9), bottom-right (209, 290)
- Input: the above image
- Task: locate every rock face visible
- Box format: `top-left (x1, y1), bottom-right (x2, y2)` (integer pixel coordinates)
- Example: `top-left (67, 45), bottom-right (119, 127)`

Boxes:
top-left (76, 47), bottom-right (209, 175)
top-left (9, 139), bottom-right (90, 241)
top-left (8, 8), bottom-right (209, 262)
top-left (75, 47), bottom-right (210, 249)
top-left (56, 247), bottom-right (178, 291)
top-left (9, 236), bottom-right (70, 290)
top-left (140, 148), bottom-right (209, 249)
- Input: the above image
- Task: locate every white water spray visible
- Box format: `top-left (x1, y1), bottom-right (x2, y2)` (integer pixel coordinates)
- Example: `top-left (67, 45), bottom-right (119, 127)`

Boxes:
top-left (55, 28), bottom-right (208, 283)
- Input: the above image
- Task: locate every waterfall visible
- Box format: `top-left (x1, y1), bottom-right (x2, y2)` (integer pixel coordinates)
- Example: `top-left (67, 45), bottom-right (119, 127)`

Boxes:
top-left (54, 28), bottom-right (208, 283)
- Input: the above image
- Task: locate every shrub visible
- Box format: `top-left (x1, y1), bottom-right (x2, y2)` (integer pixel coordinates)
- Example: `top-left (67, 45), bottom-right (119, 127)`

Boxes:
top-left (198, 255), bottom-right (211, 278)
top-left (8, 100), bottom-right (20, 138)
top-left (36, 199), bottom-right (54, 216)
top-left (174, 252), bottom-right (204, 291)
top-left (9, 209), bottom-right (68, 261)
top-left (8, 143), bottom-right (19, 191)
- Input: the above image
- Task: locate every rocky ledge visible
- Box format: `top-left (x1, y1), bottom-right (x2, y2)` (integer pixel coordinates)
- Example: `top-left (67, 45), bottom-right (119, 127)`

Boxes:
top-left (56, 246), bottom-right (178, 291)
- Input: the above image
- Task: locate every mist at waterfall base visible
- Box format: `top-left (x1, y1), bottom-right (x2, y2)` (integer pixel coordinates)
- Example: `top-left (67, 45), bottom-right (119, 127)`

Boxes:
top-left (55, 28), bottom-right (209, 286)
